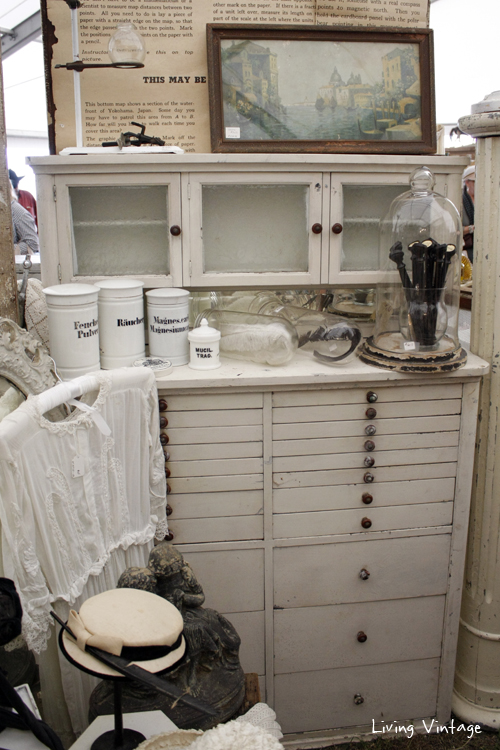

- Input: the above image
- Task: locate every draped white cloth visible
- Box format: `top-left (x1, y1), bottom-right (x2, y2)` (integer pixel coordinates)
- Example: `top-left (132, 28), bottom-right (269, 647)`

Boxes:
top-left (0, 367), bottom-right (167, 740)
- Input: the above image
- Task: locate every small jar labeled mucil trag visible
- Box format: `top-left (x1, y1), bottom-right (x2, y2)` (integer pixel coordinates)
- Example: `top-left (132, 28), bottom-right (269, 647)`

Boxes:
top-left (188, 319), bottom-right (221, 370)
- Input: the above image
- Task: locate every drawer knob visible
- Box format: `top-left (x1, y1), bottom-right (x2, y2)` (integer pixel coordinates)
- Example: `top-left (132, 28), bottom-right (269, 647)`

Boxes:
top-left (365, 424), bottom-right (376, 436)
top-left (160, 433), bottom-right (169, 446)
top-left (357, 631), bottom-right (368, 643)
top-left (165, 467), bottom-right (171, 478)
top-left (160, 416), bottom-right (168, 429)
top-left (163, 450), bottom-right (170, 462)
top-left (363, 472), bottom-right (374, 483)
top-left (364, 456), bottom-right (375, 468)
top-left (362, 493), bottom-right (373, 505)
top-left (164, 530), bottom-right (174, 541)
top-left (170, 225), bottom-right (182, 236)
top-left (361, 517), bottom-right (372, 529)
top-left (159, 399), bottom-right (168, 412)
top-left (166, 504), bottom-right (173, 516)
top-left (359, 568), bottom-right (370, 580)
top-left (365, 407), bottom-right (377, 419)
top-left (366, 391), bottom-right (378, 403)
top-left (311, 223), bottom-right (323, 234)
top-left (166, 483), bottom-right (172, 494)
top-left (364, 440), bottom-right (375, 452)
top-left (353, 693), bottom-right (364, 705)
top-left (332, 223), bottom-right (343, 234)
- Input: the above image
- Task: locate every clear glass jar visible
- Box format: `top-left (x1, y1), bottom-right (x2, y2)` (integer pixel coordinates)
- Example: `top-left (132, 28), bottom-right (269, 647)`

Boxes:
top-left (370, 166), bottom-right (463, 361)
top-left (194, 309), bottom-right (298, 366)
top-left (108, 23), bottom-right (146, 65)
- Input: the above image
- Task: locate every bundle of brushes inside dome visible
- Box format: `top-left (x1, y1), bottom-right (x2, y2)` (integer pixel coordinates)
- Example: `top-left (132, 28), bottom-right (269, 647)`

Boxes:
top-left (389, 238), bottom-right (456, 347)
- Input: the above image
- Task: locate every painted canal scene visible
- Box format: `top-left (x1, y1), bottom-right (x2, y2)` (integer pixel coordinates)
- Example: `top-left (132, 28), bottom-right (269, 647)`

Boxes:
top-left (220, 39), bottom-right (422, 142)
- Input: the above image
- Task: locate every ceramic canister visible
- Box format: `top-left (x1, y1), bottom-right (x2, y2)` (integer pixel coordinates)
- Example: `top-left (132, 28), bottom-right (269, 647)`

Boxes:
top-left (188, 318), bottom-right (221, 370)
top-left (94, 279), bottom-right (146, 369)
top-left (146, 288), bottom-right (190, 366)
top-left (43, 283), bottom-right (100, 380)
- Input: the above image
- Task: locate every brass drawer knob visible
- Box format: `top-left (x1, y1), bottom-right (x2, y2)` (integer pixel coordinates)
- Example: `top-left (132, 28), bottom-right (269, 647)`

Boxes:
top-left (365, 407), bottom-right (377, 419)
top-left (365, 424), bottom-right (376, 436)
top-left (170, 225), bottom-right (182, 236)
top-left (357, 631), bottom-right (368, 643)
top-left (159, 399), bottom-right (168, 412)
top-left (166, 504), bottom-right (173, 516)
top-left (364, 456), bottom-right (375, 468)
top-left (366, 391), bottom-right (378, 403)
top-left (361, 517), bottom-right (372, 529)
top-left (359, 568), bottom-right (370, 580)
top-left (332, 223), bottom-right (343, 234)
top-left (160, 433), bottom-right (169, 445)
top-left (362, 493), bottom-right (373, 505)
top-left (363, 472), bottom-right (374, 483)
top-left (160, 416), bottom-right (168, 429)
top-left (364, 440), bottom-right (375, 452)
top-left (353, 694), bottom-right (364, 705)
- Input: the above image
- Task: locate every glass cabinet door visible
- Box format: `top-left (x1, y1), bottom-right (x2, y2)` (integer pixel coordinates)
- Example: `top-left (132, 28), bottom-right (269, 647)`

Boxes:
top-left (55, 174), bottom-right (182, 286)
top-left (186, 173), bottom-right (323, 287)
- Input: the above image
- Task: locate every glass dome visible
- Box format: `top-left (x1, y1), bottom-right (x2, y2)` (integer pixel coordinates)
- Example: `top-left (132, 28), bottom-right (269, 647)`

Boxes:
top-left (362, 167), bottom-right (466, 371)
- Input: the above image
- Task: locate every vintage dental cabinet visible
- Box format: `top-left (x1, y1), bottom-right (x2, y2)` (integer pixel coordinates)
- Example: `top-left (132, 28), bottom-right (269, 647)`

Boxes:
top-left (29, 153), bottom-right (487, 746)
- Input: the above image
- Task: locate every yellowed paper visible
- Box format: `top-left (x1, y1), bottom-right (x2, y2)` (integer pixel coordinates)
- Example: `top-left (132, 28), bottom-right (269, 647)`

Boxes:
top-left (46, 0), bottom-right (429, 153)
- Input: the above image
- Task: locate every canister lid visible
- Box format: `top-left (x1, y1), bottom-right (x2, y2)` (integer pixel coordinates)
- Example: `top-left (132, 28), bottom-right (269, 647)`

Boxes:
top-left (188, 318), bottom-right (221, 342)
top-left (133, 357), bottom-right (173, 376)
top-left (146, 288), bottom-right (190, 305)
top-left (95, 278), bottom-right (144, 298)
top-left (43, 283), bottom-right (99, 305)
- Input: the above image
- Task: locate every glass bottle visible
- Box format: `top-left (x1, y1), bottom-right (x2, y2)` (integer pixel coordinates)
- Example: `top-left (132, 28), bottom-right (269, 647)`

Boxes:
top-left (108, 23), bottom-right (146, 66)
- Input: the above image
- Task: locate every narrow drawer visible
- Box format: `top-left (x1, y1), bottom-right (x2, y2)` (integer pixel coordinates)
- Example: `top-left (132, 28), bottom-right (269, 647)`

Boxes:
top-left (167, 425), bottom-right (263, 446)
top-left (165, 392), bottom-right (263, 411)
top-left (168, 457), bottom-right (263, 478)
top-left (273, 430), bottom-right (459, 457)
top-left (165, 408), bottom-right (262, 429)
top-left (274, 477), bottom-right (456, 513)
top-left (273, 414), bottom-right (461, 441)
top-left (273, 461), bottom-right (457, 489)
top-left (169, 474), bottom-right (264, 493)
top-left (273, 501), bottom-right (453, 538)
top-left (273, 446), bottom-right (458, 474)
top-left (273, 399), bottom-right (461, 424)
top-left (274, 658), bottom-right (440, 734)
top-left (274, 595), bottom-right (445, 673)
top-left (273, 383), bottom-right (462, 408)
top-left (168, 515), bottom-right (263, 543)
top-left (274, 534), bottom-right (451, 607)
top-left (172, 490), bottom-right (263, 519)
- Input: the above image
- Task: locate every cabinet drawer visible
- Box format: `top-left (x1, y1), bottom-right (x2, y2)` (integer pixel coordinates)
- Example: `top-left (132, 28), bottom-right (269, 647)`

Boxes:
top-left (274, 477), bottom-right (455, 513)
top-left (168, 515), bottom-right (263, 543)
top-left (164, 408), bottom-right (262, 429)
top-left (167, 441), bottom-right (262, 460)
top-left (273, 399), bottom-right (461, 424)
top-left (273, 383), bottom-right (462, 407)
top-left (273, 501), bottom-right (453, 538)
top-left (172, 490), bottom-right (263, 519)
top-left (274, 595), bottom-right (445, 673)
top-left (273, 414), bottom-right (461, 441)
top-left (165, 393), bottom-right (263, 411)
top-left (274, 534), bottom-right (451, 607)
top-left (274, 658), bottom-right (440, 734)
top-left (273, 461), bottom-right (457, 489)
top-left (273, 446), bottom-right (458, 474)
top-left (181, 549), bottom-right (264, 613)
top-left (168, 457), bottom-right (263, 478)
top-left (169, 474), bottom-right (263, 493)
top-left (273, 430), bottom-right (459, 456)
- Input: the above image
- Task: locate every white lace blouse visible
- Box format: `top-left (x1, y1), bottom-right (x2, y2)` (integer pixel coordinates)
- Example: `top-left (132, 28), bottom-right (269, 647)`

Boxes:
top-left (0, 367), bottom-right (167, 653)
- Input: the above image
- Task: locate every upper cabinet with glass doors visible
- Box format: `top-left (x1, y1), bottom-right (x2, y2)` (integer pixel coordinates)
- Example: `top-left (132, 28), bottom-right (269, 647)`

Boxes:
top-left (28, 154), bottom-right (467, 289)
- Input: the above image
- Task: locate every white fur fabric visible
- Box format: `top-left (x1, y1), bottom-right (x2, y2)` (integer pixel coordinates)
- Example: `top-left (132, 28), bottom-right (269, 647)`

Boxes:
top-left (138, 720), bottom-right (283, 750)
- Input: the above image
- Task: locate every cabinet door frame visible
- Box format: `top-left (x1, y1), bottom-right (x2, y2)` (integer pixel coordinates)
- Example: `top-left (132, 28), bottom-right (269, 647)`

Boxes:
top-left (184, 171), bottom-right (324, 288)
top-left (51, 172), bottom-right (183, 288)
top-left (328, 172), bottom-right (417, 286)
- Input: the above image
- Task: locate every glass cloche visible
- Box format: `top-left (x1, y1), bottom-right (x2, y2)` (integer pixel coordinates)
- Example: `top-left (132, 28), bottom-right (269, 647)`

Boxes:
top-left (360, 166), bottom-right (466, 372)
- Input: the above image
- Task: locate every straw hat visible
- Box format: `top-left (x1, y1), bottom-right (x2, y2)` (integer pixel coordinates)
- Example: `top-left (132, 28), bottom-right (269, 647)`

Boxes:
top-left (60, 588), bottom-right (186, 678)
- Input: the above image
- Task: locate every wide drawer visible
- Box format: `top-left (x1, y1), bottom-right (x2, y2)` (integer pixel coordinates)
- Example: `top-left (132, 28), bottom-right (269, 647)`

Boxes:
top-left (273, 477), bottom-right (455, 513)
top-left (274, 658), bottom-right (440, 734)
top-left (273, 501), bottom-right (453, 538)
top-left (274, 595), bottom-right (445, 673)
top-left (274, 534), bottom-right (451, 607)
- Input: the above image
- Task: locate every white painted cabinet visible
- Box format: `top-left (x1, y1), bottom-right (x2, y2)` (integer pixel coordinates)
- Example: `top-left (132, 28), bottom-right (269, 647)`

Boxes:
top-left (155, 353), bottom-right (487, 746)
top-left (28, 154), bottom-right (467, 289)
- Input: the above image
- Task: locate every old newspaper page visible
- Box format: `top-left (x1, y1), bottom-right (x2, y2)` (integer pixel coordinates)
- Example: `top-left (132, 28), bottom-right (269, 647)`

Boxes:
top-left (44, 0), bottom-right (429, 153)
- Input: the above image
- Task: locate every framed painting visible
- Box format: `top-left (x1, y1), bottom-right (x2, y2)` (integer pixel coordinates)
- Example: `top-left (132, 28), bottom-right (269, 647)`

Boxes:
top-left (207, 25), bottom-right (435, 155)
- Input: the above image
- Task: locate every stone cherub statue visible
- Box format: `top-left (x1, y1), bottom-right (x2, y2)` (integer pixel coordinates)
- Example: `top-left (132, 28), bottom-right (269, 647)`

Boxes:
top-left (89, 542), bottom-right (245, 730)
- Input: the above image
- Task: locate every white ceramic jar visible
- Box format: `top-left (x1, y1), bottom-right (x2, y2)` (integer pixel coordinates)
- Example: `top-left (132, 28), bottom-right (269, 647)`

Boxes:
top-left (43, 283), bottom-right (100, 380)
top-left (188, 318), bottom-right (221, 370)
top-left (146, 288), bottom-right (190, 366)
top-left (95, 279), bottom-right (145, 369)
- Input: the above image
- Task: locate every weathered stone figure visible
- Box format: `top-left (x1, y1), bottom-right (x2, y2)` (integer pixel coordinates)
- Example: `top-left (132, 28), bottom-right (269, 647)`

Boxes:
top-left (89, 543), bottom-right (245, 730)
